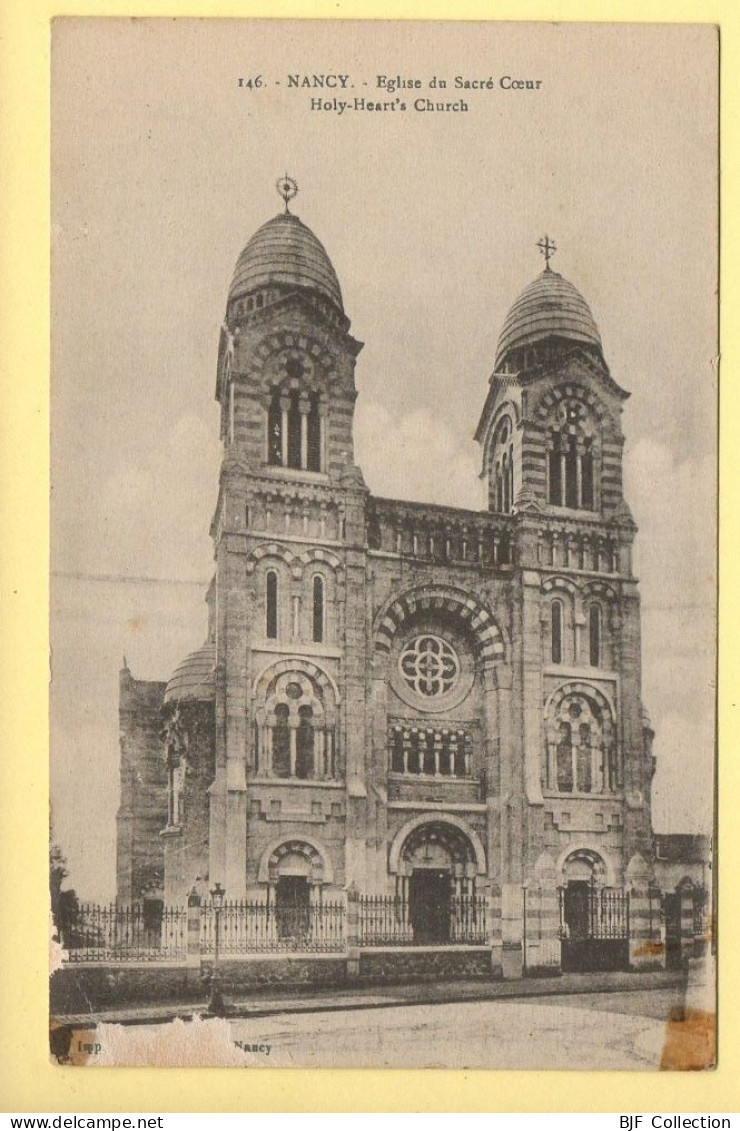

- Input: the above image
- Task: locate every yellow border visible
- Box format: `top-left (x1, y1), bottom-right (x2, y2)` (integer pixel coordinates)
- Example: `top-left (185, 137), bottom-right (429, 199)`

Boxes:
top-left (1, 0), bottom-right (735, 1113)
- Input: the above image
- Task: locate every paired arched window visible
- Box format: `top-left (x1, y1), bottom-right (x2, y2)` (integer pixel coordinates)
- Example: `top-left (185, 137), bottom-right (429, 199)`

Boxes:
top-left (545, 689), bottom-right (619, 794)
top-left (312, 575), bottom-right (325, 643)
top-left (265, 571), bottom-right (279, 639)
top-left (262, 567), bottom-right (331, 644)
top-left (547, 400), bottom-right (598, 510)
top-left (551, 599), bottom-right (563, 664)
top-left (589, 603), bottom-right (602, 668)
top-left (254, 670), bottom-right (338, 781)
top-left (267, 387), bottom-right (323, 472)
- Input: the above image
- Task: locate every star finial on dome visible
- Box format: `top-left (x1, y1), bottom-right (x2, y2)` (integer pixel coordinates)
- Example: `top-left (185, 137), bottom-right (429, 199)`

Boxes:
top-left (276, 173), bottom-right (299, 213)
top-left (536, 234), bottom-right (557, 270)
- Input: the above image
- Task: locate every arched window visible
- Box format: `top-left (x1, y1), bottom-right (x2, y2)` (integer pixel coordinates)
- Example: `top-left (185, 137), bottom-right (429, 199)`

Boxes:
top-left (490, 418), bottom-right (515, 514)
top-left (307, 395), bottom-right (322, 472)
top-left (565, 436), bottom-right (579, 508)
top-left (257, 667), bottom-right (338, 781)
top-left (545, 688), bottom-right (617, 794)
top-left (312, 575), bottom-right (325, 643)
top-left (582, 439), bottom-right (594, 508)
top-left (272, 704), bottom-right (290, 778)
top-left (548, 431), bottom-right (562, 505)
top-left (502, 453), bottom-right (510, 513)
top-left (268, 393), bottom-right (282, 466)
top-left (589, 604), bottom-right (602, 667)
top-left (547, 399), bottom-right (599, 510)
top-left (557, 723), bottom-right (573, 791)
top-left (266, 571), bottom-right (279, 639)
top-left (287, 390), bottom-right (301, 469)
top-left (551, 599), bottom-right (563, 664)
top-left (296, 705), bottom-right (314, 779)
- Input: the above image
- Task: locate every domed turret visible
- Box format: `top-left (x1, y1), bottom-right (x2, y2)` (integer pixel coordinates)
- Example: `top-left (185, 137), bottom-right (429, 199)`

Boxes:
top-left (228, 211), bottom-right (343, 313)
top-left (164, 642), bottom-right (216, 704)
top-left (495, 266), bottom-right (602, 371)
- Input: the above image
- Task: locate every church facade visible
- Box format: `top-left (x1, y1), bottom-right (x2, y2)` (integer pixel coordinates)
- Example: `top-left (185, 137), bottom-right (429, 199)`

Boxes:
top-left (116, 181), bottom-right (658, 974)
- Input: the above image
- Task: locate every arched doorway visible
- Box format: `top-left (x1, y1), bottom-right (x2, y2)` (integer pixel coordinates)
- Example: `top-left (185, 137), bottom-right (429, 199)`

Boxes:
top-left (559, 849), bottom-right (629, 972)
top-left (396, 820), bottom-right (482, 944)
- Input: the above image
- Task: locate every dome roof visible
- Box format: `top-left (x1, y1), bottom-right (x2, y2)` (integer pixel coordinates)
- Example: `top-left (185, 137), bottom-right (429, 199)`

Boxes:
top-left (495, 268), bottom-right (602, 369)
top-left (164, 642), bottom-right (216, 704)
top-left (228, 212), bottom-right (343, 311)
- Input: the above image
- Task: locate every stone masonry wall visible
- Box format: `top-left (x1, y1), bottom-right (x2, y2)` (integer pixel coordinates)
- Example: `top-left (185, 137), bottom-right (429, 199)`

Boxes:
top-left (117, 670), bottom-right (168, 903)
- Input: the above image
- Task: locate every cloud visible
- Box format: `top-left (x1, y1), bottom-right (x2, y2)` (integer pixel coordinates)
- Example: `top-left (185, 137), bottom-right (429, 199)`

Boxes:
top-left (74, 411), bottom-right (220, 581)
top-left (355, 401), bottom-right (482, 509)
top-left (624, 439), bottom-right (716, 831)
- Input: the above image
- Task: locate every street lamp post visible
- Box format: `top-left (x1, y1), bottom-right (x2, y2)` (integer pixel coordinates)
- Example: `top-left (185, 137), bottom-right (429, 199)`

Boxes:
top-left (208, 881), bottom-right (227, 1016)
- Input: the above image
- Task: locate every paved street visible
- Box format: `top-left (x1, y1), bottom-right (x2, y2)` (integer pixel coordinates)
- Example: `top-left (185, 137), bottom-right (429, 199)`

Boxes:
top-left (61, 970), bottom-right (711, 1069)
top-left (226, 986), bottom-right (684, 1070)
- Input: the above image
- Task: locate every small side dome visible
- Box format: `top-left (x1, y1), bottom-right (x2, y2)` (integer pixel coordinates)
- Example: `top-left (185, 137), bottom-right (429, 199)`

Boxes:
top-left (164, 642), bottom-right (216, 704)
top-left (228, 212), bottom-right (343, 312)
top-left (495, 269), bottom-right (602, 370)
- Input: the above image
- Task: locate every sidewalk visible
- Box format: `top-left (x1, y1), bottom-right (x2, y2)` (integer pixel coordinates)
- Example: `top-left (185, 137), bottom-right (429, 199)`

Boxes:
top-left (53, 967), bottom-right (687, 1028)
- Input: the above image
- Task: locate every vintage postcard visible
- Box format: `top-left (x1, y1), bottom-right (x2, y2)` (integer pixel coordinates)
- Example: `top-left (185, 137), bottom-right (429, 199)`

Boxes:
top-left (49, 18), bottom-right (718, 1070)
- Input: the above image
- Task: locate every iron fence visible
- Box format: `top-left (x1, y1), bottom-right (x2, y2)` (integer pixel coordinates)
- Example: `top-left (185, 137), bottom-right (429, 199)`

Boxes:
top-left (200, 898), bottom-right (346, 954)
top-left (59, 902), bottom-right (187, 962)
top-left (558, 886), bottom-right (630, 941)
top-left (358, 894), bottom-right (488, 946)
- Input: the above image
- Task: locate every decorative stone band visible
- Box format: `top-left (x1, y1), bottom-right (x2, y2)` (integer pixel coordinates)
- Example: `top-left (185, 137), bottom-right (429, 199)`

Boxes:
top-left (533, 381), bottom-right (614, 430)
top-left (374, 587), bottom-right (506, 664)
top-left (246, 541), bottom-right (343, 579)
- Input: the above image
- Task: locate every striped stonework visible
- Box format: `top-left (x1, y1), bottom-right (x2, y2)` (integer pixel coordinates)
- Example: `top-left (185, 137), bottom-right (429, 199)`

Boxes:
top-left (523, 882), bottom-right (562, 974)
top-left (487, 884), bottom-right (503, 973)
top-left (680, 888), bottom-right (697, 961)
top-left (374, 586), bottom-right (506, 663)
top-left (628, 886), bottom-right (665, 970)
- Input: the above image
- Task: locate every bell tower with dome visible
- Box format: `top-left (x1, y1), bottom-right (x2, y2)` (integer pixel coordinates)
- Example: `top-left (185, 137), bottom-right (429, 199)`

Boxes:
top-left (475, 236), bottom-right (654, 892)
top-left (117, 200), bottom-right (659, 980)
top-left (202, 175), bottom-right (369, 902)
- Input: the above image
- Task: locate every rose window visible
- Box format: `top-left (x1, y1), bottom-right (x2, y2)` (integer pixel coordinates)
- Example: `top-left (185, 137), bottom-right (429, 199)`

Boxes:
top-left (399, 635), bottom-right (461, 698)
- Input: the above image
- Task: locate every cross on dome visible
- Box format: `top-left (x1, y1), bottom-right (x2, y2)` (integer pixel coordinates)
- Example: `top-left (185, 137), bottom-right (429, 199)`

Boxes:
top-left (276, 173), bottom-right (299, 213)
top-left (537, 234), bottom-right (557, 270)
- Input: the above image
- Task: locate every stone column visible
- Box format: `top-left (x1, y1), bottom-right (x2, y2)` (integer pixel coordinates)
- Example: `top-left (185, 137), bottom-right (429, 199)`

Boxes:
top-left (525, 853), bottom-right (562, 975)
top-left (346, 883), bottom-right (360, 980)
top-left (279, 396), bottom-right (290, 467)
top-left (680, 887), bottom-right (697, 965)
top-left (186, 889), bottom-right (201, 969)
top-left (488, 883), bottom-right (503, 976)
top-left (318, 406), bottom-right (327, 473)
top-left (626, 853), bottom-right (663, 969)
top-left (298, 397), bottom-right (310, 470)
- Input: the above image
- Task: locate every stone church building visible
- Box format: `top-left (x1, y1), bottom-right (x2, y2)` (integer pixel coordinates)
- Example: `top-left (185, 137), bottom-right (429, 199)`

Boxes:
top-left (116, 181), bottom-right (661, 974)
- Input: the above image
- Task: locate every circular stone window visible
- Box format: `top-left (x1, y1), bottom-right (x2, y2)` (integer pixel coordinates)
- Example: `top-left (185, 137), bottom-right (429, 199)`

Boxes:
top-left (391, 631), bottom-right (475, 714)
top-left (399, 635), bottom-right (461, 699)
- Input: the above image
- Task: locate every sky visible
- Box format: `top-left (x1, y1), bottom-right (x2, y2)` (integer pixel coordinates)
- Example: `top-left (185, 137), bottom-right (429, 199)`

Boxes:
top-left (50, 20), bottom-right (718, 900)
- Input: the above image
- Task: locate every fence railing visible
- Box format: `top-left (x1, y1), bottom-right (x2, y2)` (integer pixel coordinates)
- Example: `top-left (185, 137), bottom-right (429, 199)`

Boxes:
top-left (558, 886), bottom-right (630, 941)
top-left (59, 902), bottom-right (187, 962)
top-left (200, 898), bottom-right (346, 954)
top-left (358, 894), bottom-right (488, 947)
